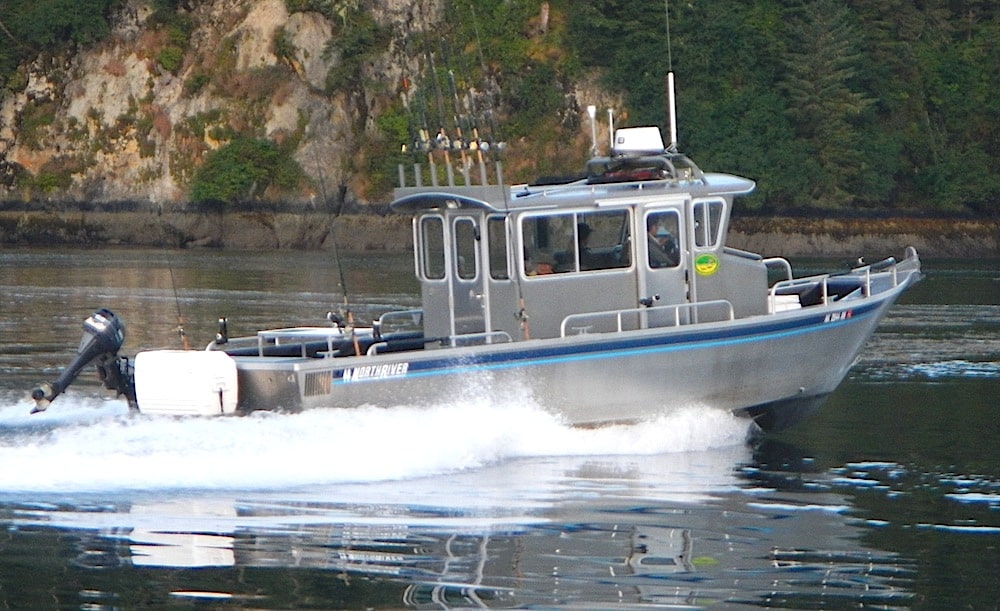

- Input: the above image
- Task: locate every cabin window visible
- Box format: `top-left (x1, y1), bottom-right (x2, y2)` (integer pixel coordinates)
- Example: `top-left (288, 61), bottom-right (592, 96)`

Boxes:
top-left (693, 199), bottom-right (724, 248)
top-left (521, 210), bottom-right (630, 276)
top-left (645, 210), bottom-right (681, 268)
top-left (453, 218), bottom-right (478, 280)
top-left (522, 214), bottom-right (570, 275)
top-left (487, 216), bottom-right (509, 280)
top-left (578, 210), bottom-right (631, 271)
top-left (420, 216), bottom-right (445, 280)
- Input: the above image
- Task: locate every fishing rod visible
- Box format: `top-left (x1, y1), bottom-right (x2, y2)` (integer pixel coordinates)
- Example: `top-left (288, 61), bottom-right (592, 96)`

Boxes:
top-left (154, 210), bottom-right (191, 350)
top-left (424, 42), bottom-right (457, 185)
top-left (447, 68), bottom-right (472, 182)
top-left (468, 1), bottom-right (502, 155)
top-left (413, 79), bottom-right (438, 184)
top-left (168, 265), bottom-right (190, 350)
top-left (312, 146), bottom-right (361, 356)
top-left (459, 2), bottom-right (526, 336)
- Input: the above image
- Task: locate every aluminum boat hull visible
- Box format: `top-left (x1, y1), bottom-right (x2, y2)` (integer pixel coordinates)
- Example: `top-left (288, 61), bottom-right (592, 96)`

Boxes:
top-left (228, 273), bottom-right (912, 431)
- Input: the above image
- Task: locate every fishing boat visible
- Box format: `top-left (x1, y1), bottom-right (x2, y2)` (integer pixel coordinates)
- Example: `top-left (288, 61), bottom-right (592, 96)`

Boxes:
top-left (30, 124), bottom-right (921, 431)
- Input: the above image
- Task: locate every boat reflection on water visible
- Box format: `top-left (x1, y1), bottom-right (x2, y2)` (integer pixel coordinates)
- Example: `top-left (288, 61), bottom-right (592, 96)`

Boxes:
top-left (8, 440), bottom-right (913, 608)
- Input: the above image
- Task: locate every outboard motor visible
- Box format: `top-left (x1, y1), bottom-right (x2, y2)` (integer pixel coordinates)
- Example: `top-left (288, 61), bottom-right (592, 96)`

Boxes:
top-left (31, 308), bottom-right (137, 413)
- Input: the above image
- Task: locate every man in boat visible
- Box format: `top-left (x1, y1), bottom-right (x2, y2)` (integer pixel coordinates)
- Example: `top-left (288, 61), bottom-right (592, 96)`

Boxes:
top-left (647, 215), bottom-right (679, 268)
top-left (525, 246), bottom-right (554, 275)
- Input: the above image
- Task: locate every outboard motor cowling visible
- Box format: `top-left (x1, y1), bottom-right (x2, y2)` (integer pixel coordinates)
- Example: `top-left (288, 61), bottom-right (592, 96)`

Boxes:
top-left (31, 308), bottom-right (135, 413)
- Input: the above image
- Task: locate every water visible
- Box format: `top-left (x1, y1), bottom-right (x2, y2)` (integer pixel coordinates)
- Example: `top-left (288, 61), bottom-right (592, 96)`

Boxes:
top-left (0, 249), bottom-right (997, 609)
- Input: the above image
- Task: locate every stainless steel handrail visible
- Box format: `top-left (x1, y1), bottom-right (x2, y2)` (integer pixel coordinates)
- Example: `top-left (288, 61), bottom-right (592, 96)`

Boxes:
top-left (560, 299), bottom-right (734, 337)
top-left (769, 274), bottom-right (830, 311)
top-left (767, 252), bottom-right (916, 313)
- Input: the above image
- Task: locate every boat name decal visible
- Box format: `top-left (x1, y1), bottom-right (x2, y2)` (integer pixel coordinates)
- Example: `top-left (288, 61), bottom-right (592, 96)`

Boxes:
top-left (824, 310), bottom-right (853, 323)
top-left (694, 253), bottom-right (719, 276)
top-left (340, 362), bottom-right (410, 383)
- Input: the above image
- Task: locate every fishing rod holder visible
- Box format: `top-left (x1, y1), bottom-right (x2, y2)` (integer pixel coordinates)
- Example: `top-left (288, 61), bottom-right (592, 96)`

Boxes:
top-left (398, 158), bottom-right (505, 189)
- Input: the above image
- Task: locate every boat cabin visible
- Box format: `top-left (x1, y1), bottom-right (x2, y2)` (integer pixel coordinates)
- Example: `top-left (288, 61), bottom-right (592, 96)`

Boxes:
top-left (391, 127), bottom-right (765, 345)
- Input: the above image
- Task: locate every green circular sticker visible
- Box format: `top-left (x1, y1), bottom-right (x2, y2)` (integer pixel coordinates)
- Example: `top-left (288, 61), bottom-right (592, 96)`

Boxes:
top-left (695, 253), bottom-right (719, 276)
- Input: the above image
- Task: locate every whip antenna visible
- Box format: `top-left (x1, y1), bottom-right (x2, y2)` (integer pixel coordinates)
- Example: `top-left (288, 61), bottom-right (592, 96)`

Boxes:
top-left (664, 0), bottom-right (678, 151)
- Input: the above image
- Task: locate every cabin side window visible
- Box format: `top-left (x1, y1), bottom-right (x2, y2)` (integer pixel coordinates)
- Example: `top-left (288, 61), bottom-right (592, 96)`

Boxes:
top-left (693, 199), bottom-right (724, 248)
top-left (487, 215), bottom-right (509, 280)
top-left (522, 215), bottom-right (563, 275)
top-left (420, 216), bottom-right (446, 280)
top-left (521, 210), bottom-right (630, 276)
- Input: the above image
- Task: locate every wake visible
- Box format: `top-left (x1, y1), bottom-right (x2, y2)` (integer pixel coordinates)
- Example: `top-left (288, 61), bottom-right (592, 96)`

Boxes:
top-left (0, 391), bottom-right (751, 493)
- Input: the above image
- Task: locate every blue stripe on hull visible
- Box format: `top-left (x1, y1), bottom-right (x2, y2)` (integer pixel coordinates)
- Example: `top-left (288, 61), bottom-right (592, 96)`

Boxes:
top-left (335, 300), bottom-right (882, 384)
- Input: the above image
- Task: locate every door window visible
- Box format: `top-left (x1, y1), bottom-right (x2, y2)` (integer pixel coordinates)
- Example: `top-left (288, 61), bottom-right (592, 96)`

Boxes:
top-left (487, 216), bottom-right (509, 280)
top-left (454, 218), bottom-right (478, 280)
top-left (645, 210), bottom-right (681, 268)
top-left (420, 216), bottom-right (445, 280)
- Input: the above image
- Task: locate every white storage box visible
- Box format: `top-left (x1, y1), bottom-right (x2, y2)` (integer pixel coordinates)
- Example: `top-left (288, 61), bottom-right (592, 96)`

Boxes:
top-left (134, 350), bottom-right (238, 416)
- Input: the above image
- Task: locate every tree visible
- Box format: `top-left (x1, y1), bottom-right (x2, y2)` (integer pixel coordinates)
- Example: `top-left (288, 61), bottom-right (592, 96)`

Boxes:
top-left (781, 0), bottom-right (873, 208)
top-left (1, 0), bottom-right (115, 90)
top-left (189, 138), bottom-right (305, 207)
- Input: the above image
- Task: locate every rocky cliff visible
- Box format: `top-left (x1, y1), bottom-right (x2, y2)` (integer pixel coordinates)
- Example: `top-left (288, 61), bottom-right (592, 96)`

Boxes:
top-left (0, 0), bottom-right (455, 209)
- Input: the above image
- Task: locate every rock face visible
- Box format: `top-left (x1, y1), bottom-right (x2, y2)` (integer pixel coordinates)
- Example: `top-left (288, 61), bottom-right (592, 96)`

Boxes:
top-left (0, 0), bottom-right (444, 209)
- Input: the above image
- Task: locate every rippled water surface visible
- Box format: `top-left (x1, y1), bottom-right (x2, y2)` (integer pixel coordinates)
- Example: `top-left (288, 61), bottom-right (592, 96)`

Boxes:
top-left (0, 250), bottom-right (997, 608)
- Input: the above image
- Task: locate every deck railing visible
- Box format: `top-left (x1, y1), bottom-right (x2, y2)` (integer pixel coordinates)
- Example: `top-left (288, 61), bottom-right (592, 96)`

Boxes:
top-left (767, 251), bottom-right (914, 313)
top-left (255, 327), bottom-right (364, 357)
top-left (560, 299), bottom-right (734, 337)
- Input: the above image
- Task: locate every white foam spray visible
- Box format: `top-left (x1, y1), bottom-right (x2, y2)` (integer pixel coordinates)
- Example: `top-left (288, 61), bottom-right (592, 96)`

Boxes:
top-left (0, 390), bottom-right (750, 493)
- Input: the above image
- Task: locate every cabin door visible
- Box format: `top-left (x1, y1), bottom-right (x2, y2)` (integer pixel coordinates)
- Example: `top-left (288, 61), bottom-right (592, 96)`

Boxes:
top-left (448, 215), bottom-right (488, 337)
top-left (638, 203), bottom-right (688, 315)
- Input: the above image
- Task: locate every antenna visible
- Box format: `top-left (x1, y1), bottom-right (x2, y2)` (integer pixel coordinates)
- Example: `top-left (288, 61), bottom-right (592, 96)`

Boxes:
top-left (664, 0), bottom-right (678, 151)
top-left (666, 73), bottom-right (678, 152)
top-left (587, 105), bottom-right (597, 156)
top-left (607, 108), bottom-right (614, 153)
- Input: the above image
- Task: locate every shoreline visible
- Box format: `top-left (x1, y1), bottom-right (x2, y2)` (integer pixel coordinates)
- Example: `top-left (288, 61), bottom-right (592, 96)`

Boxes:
top-left (1, 210), bottom-right (997, 258)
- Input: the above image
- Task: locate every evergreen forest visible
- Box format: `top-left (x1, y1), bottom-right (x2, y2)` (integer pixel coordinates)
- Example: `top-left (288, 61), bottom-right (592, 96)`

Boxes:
top-left (1, 0), bottom-right (997, 215)
top-left (567, 0), bottom-right (999, 216)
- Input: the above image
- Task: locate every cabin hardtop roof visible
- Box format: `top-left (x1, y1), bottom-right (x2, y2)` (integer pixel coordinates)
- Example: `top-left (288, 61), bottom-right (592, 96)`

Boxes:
top-left (391, 169), bottom-right (755, 214)
top-left (391, 126), bottom-right (755, 214)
